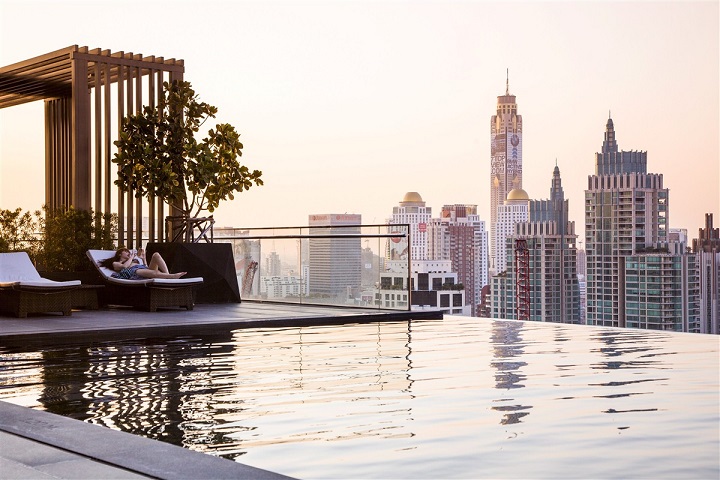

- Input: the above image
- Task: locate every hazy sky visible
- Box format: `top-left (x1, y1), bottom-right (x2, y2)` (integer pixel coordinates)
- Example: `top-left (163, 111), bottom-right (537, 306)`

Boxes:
top-left (1, 0), bottom-right (718, 242)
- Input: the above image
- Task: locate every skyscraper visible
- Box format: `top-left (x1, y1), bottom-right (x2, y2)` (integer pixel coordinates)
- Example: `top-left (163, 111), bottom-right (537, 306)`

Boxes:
top-left (585, 117), bottom-right (669, 327)
top-left (693, 213), bottom-right (720, 334)
top-left (490, 166), bottom-right (579, 323)
top-left (490, 72), bottom-right (523, 273)
top-left (308, 214), bottom-right (362, 302)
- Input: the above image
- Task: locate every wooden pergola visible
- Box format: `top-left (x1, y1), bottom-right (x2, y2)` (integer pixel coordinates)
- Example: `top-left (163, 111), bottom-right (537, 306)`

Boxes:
top-left (0, 45), bottom-right (184, 248)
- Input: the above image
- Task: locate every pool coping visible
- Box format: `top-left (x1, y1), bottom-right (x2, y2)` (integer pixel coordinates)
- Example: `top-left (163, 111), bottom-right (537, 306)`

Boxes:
top-left (0, 400), bottom-right (295, 479)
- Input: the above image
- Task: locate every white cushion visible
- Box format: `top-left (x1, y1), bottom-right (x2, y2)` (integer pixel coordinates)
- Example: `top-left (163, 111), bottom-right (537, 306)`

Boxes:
top-left (87, 249), bottom-right (202, 285)
top-left (0, 252), bottom-right (42, 282)
top-left (0, 252), bottom-right (80, 287)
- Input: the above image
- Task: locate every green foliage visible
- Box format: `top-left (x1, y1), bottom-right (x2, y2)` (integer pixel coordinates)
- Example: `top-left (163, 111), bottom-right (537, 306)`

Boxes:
top-left (36, 207), bottom-right (117, 272)
top-left (113, 80), bottom-right (263, 219)
top-left (0, 208), bottom-right (41, 259)
top-left (0, 206), bottom-right (116, 271)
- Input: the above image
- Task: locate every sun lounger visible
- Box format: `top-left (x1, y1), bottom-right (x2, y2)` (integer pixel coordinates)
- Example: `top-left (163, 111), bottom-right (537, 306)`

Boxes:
top-left (87, 250), bottom-right (203, 311)
top-left (0, 252), bottom-right (81, 317)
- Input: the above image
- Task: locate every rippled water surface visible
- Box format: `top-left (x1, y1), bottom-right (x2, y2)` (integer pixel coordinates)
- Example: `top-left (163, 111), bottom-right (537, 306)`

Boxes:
top-left (1, 318), bottom-right (718, 479)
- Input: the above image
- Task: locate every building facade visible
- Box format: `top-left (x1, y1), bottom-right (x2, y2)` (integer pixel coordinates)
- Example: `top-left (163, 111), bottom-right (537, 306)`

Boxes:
top-left (308, 213), bottom-right (362, 302)
top-left (490, 74), bottom-right (523, 273)
top-left (428, 204), bottom-right (488, 316)
top-left (376, 260), bottom-right (468, 315)
top-left (624, 252), bottom-right (700, 332)
top-left (585, 117), bottom-right (668, 328)
top-left (490, 166), bottom-right (579, 323)
top-left (494, 188), bottom-right (529, 274)
top-left (693, 213), bottom-right (720, 334)
top-left (388, 192), bottom-right (431, 261)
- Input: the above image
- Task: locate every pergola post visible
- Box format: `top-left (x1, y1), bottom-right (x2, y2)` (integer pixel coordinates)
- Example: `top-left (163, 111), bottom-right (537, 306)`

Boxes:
top-left (71, 52), bottom-right (91, 210)
top-left (0, 45), bottom-right (185, 247)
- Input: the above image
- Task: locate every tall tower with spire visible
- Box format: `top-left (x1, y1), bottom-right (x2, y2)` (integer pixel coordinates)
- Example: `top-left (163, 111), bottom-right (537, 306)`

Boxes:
top-left (585, 116), bottom-right (668, 328)
top-left (490, 70), bottom-right (523, 273)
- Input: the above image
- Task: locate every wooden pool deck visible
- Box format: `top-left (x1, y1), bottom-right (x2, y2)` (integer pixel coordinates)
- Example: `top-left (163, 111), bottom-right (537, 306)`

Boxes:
top-left (0, 301), bottom-right (443, 343)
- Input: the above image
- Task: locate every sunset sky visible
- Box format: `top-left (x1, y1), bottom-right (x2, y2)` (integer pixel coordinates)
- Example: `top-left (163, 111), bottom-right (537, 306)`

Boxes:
top-left (1, 0), bottom-right (718, 242)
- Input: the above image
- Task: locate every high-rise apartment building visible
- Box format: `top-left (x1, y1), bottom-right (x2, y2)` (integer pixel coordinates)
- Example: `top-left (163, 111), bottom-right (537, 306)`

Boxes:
top-left (490, 74), bottom-right (523, 273)
top-left (389, 192), bottom-right (431, 261)
top-left (490, 166), bottom-right (579, 323)
top-left (428, 204), bottom-right (488, 316)
top-left (585, 117), bottom-right (669, 327)
top-left (623, 252), bottom-right (700, 332)
top-left (494, 188), bottom-right (529, 273)
top-left (693, 214), bottom-right (720, 334)
top-left (308, 214), bottom-right (362, 302)
top-left (265, 251), bottom-right (281, 277)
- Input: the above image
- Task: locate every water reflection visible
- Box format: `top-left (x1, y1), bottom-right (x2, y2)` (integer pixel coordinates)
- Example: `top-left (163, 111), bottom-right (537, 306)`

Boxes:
top-left (490, 320), bottom-right (531, 424)
top-left (0, 318), bottom-right (718, 480)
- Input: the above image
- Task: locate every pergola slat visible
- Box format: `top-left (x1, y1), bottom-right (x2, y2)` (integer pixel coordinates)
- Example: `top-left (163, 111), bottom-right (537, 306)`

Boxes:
top-left (0, 45), bottom-right (186, 247)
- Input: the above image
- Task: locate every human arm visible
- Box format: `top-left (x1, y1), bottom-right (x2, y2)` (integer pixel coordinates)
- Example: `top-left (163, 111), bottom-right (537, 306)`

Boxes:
top-left (113, 252), bottom-right (136, 271)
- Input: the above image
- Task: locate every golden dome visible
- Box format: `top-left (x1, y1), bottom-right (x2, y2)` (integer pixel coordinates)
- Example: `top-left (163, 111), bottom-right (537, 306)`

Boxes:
top-left (506, 188), bottom-right (529, 201)
top-left (402, 192), bottom-right (423, 203)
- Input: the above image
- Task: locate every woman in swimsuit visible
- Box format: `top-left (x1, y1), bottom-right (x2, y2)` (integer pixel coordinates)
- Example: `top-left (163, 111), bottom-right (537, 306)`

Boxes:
top-left (99, 247), bottom-right (187, 280)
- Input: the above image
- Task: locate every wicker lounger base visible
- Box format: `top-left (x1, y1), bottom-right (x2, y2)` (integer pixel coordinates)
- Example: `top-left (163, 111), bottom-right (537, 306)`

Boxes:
top-left (0, 289), bottom-right (73, 318)
top-left (99, 284), bottom-right (195, 312)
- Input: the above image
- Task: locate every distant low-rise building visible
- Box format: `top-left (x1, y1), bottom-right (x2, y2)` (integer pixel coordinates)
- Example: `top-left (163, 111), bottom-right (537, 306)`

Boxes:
top-left (376, 260), bottom-right (468, 315)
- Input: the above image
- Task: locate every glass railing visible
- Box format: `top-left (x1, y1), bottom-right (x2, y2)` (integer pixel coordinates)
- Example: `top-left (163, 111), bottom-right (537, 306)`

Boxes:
top-left (211, 223), bottom-right (412, 310)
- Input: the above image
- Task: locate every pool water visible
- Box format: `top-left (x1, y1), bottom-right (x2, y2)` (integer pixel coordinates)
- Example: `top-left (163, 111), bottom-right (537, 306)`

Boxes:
top-left (1, 317), bottom-right (718, 479)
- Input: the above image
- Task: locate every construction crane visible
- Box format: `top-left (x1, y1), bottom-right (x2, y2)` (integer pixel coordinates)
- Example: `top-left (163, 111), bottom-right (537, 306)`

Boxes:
top-left (241, 260), bottom-right (258, 296)
top-left (514, 239), bottom-right (530, 321)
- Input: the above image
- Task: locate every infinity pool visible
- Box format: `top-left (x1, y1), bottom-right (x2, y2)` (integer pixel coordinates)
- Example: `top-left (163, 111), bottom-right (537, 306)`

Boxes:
top-left (1, 317), bottom-right (718, 479)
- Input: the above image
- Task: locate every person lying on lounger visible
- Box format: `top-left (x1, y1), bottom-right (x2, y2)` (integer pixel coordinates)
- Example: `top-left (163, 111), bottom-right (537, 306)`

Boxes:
top-left (99, 247), bottom-right (187, 280)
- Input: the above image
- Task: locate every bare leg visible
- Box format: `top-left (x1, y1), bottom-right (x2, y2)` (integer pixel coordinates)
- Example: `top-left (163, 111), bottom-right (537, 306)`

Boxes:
top-left (136, 268), bottom-right (187, 279)
top-left (136, 252), bottom-right (187, 279)
top-left (149, 252), bottom-right (170, 273)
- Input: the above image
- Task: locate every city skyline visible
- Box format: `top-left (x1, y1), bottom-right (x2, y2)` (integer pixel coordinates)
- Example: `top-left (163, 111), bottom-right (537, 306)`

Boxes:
top-left (1, 1), bottom-right (718, 241)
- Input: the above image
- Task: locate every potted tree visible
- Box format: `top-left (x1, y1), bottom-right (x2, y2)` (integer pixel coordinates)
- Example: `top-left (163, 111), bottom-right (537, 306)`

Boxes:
top-left (113, 80), bottom-right (263, 242)
top-left (113, 80), bottom-right (263, 302)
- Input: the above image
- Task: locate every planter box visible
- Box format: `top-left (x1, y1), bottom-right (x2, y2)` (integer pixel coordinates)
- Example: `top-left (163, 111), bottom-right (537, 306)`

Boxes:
top-left (146, 242), bottom-right (240, 303)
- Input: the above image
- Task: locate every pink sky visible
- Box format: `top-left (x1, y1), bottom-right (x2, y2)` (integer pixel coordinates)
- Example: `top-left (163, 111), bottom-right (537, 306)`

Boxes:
top-left (1, 1), bottom-right (718, 241)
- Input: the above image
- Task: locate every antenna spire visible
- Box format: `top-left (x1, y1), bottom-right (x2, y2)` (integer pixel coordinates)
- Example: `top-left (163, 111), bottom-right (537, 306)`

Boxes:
top-left (506, 68), bottom-right (509, 95)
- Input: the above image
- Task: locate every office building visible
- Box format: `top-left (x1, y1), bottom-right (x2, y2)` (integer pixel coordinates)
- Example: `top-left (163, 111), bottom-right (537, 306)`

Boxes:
top-left (490, 73), bottom-right (523, 273)
top-left (428, 204), bottom-right (488, 316)
top-left (585, 116), bottom-right (668, 327)
top-left (265, 251), bottom-right (281, 277)
top-left (308, 213), bottom-right (362, 302)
